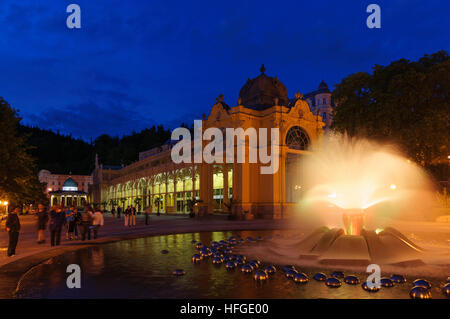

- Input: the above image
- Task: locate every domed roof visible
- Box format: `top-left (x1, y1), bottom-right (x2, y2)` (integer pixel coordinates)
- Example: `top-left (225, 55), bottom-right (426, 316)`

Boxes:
top-left (62, 177), bottom-right (78, 191)
top-left (238, 65), bottom-right (289, 110)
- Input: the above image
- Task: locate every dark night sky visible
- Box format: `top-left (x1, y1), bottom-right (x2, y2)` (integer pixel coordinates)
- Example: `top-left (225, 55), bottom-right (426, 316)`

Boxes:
top-left (0, 0), bottom-right (448, 140)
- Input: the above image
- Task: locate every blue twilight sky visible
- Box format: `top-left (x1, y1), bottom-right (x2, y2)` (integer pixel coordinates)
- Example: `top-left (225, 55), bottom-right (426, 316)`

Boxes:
top-left (0, 0), bottom-right (448, 140)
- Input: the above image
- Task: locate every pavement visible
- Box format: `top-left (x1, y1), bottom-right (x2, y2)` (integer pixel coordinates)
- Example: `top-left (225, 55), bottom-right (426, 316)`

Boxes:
top-left (0, 213), bottom-right (293, 267)
top-left (1, 213), bottom-right (448, 298)
top-left (0, 213), bottom-right (292, 298)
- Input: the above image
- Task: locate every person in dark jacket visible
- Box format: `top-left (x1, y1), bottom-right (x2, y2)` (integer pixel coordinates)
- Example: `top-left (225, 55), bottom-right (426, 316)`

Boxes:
top-left (144, 206), bottom-right (150, 225)
top-left (5, 207), bottom-right (21, 257)
top-left (80, 206), bottom-right (93, 241)
top-left (49, 205), bottom-right (66, 246)
top-left (73, 207), bottom-right (81, 239)
top-left (36, 203), bottom-right (48, 244)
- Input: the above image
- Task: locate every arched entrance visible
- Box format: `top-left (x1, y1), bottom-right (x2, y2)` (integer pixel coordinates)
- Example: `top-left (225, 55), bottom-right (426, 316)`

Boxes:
top-left (285, 126), bottom-right (310, 203)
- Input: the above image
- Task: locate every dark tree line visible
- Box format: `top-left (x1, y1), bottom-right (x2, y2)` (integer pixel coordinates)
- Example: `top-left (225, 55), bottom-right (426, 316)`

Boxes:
top-left (18, 125), bottom-right (94, 175)
top-left (0, 98), bottom-right (47, 206)
top-left (331, 51), bottom-right (449, 180)
top-left (94, 125), bottom-right (171, 168)
top-left (18, 124), bottom-right (172, 175)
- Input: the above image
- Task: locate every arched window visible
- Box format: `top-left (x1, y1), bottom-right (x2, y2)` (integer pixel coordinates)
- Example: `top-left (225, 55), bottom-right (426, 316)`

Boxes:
top-left (285, 126), bottom-right (310, 150)
top-left (323, 98), bottom-right (326, 105)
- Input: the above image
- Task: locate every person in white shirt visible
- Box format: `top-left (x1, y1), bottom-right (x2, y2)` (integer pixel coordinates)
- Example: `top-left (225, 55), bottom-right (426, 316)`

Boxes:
top-left (92, 207), bottom-right (104, 239)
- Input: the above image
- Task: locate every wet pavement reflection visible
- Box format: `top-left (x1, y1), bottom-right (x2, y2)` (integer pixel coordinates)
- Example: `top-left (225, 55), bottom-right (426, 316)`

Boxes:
top-left (15, 230), bottom-right (447, 299)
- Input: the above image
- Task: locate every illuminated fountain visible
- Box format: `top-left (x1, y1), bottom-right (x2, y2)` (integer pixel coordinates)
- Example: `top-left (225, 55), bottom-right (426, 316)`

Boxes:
top-left (254, 134), bottom-right (438, 267)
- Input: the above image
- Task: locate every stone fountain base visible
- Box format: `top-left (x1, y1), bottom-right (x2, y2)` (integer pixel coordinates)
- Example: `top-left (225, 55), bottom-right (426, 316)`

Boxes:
top-left (290, 226), bottom-right (424, 266)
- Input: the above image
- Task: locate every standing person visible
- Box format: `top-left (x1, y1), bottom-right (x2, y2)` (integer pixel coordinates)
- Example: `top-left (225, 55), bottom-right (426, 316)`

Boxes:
top-left (36, 203), bottom-right (48, 244)
top-left (5, 207), bottom-right (21, 257)
top-left (80, 206), bottom-right (93, 241)
top-left (111, 206), bottom-right (116, 218)
top-left (65, 206), bottom-right (77, 240)
top-left (117, 206), bottom-right (121, 219)
top-left (144, 206), bottom-right (150, 225)
top-left (130, 205), bottom-right (136, 226)
top-left (92, 207), bottom-right (104, 239)
top-left (65, 206), bottom-right (73, 240)
top-left (73, 207), bottom-right (81, 239)
top-left (124, 206), bottom-right (130, 227)
top-left (49, 205), bottom-right (66, 247)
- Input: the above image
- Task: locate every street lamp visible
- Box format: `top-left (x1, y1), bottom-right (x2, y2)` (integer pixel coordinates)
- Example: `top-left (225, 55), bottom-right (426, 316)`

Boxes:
top-left (1, 201), bottom-right (8, 218)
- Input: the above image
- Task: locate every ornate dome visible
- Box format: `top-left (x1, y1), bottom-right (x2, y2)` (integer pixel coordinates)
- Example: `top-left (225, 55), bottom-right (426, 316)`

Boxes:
top-left (317, 80), bottom-right (330, 93)
top-left (62, 177), bottom-right (78, 191)
top-left (238, 64), bottom-right (289, 110)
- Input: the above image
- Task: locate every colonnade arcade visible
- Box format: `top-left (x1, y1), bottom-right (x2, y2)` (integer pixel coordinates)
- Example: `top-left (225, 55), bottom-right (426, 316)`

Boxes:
top-left (102, 165), bottom-right (233, 214)
top-left (50, 193), bottom-right (87, 207)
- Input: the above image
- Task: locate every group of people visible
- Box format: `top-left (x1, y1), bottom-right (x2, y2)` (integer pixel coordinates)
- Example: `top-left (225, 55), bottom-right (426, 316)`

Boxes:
top-left (4, 203), bottom-right (104, 257)
top-left (4, 202), bottom-right (156, 258)
top-left (111, 205), bottom-right (153, 226)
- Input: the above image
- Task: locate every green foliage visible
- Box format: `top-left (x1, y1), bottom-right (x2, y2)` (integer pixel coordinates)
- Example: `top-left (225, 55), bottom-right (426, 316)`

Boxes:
top-left (331, 51), bottom-right (450, 171)
top-left (0, 97), bottom-right (47, 206)
top-left (94, 125), bottom-right (171, 167)
top-left (18, 123), bottom-right (171, 175)
top-left (18, 125), bottom-right (94, 175)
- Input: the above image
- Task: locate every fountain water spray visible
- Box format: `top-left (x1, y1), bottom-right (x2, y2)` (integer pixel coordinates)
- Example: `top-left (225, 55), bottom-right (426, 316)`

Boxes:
top-left (244, 134), bottom-right (439, 266)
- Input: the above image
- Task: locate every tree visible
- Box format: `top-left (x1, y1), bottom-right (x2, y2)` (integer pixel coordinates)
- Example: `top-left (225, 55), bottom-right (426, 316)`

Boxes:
top-left (0, 98), bottom-right (47, 207)
top-left (331, 51), bottom-right (450, 175)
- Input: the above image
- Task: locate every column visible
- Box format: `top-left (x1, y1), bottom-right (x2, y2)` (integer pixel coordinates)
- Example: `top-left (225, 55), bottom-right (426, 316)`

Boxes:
top-left (198, 163), bottom-right (213, 216)
top-left (165, 173), bottom-right (168, 213)
top-left (223, 164), bottom-right (229, 211)
top-left (173, 171), bottom-right (178, 213)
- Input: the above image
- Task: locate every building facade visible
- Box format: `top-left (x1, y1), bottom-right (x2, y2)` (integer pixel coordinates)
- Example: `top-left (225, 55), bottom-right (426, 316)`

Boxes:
top-left (303, 80), bottom-right (335, 128)
top-left (38, 170), bottom-right (93, 195)
top-left (92, 66), bottom-right (332, 219)
top-left (38, 170), bottom-right (92, 207)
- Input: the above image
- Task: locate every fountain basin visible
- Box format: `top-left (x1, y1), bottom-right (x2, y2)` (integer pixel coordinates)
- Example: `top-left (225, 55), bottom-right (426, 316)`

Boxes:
top-left (293, 226), bottom-right (424, 266)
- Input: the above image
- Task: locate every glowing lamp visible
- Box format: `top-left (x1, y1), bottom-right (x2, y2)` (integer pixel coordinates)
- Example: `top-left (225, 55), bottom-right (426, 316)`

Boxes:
top-left (390, 184), bottom-right (397, 190)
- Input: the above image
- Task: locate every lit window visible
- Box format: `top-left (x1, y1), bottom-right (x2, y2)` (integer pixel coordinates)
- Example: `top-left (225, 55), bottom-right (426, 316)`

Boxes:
top-left (62, 186), bottom-right (78, 191)
top-left (285, 126), bottom-right (310, 150)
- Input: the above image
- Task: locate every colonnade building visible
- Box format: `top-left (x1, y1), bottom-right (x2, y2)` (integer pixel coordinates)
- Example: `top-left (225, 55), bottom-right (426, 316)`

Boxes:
top-left (92, 66), bottom-right (333, 219)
